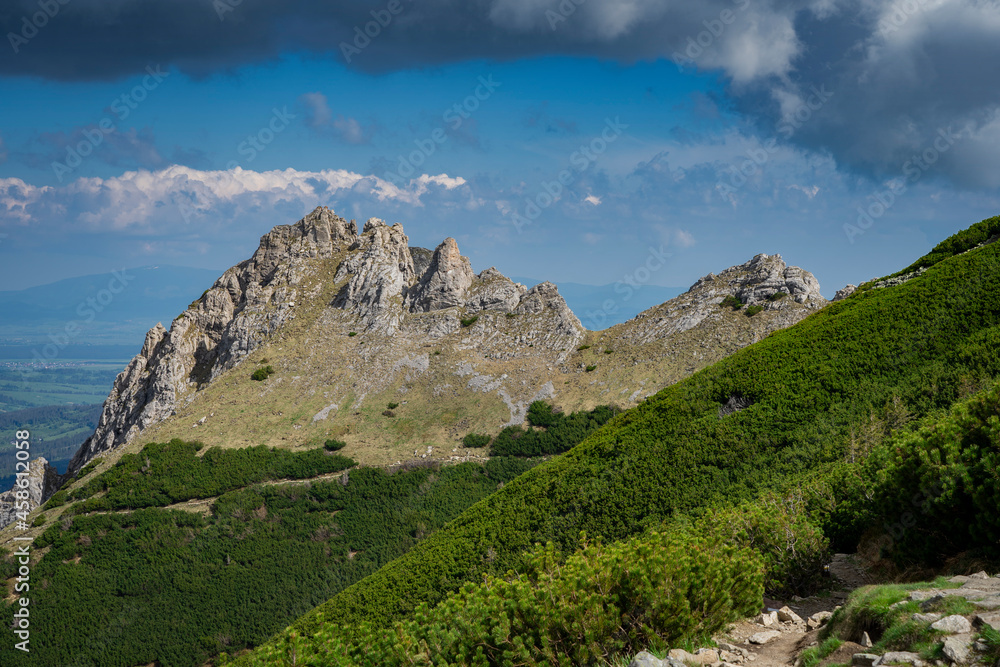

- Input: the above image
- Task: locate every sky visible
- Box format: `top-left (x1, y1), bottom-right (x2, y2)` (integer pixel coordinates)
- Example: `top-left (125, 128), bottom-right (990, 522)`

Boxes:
top-left (2, 0), bottom-right (1000, 297)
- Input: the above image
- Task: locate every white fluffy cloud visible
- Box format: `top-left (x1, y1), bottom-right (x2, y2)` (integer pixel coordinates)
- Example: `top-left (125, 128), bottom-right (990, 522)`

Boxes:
top-left (0, 165), bottom-right (468, 233)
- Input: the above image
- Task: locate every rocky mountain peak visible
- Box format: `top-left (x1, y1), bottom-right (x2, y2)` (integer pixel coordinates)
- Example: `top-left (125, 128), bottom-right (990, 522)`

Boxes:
top-left (614, 252), bottom-right (826, 345)
top-left (406, 237), bottom-right (475, 312)
top-left (57, 207), bottom-right (582, 479)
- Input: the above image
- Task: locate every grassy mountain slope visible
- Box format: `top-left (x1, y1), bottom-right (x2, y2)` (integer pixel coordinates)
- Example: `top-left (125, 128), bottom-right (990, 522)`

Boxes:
top-left (244, 216), bottom-right (1000, 663)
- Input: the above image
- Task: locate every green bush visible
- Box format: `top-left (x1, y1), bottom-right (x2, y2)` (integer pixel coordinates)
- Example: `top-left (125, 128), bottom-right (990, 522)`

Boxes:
top-left (484, 456), bottom-right (543, 484)
top-left (348, 332), bottom-right (357, 337)
top-left (460, 315), bottom-right (479, 327)
top-left (323, 439), bottom-right (347, 452)
top-left (745, 305), bottom-right (764, 317)
top-left (32, 513), bottom-right (47, 527)
top-left (833, 384), bottom-right (1000, 564)
top-left (69, 439), bottom-right (355, 511)
top-left (490, 404), bottom-right (618, 457)
top-left (526, 400), bottom-right (559, 427)
top-left (285, 529), bottom-right (763, 667)
top-left (768, 291), bottom-right (788, 301)
top-left (74, 458), bottom-right (102, 480)
top-left (585, 364), bottom-right (597, 372)
top-left (577, 344), bottom-right (591, 351)
top-left (720, 294), bottom-right (743, 310)
top-left (43, 489), bottom-right (68, 509)
top-left (386, 402), bottom-right (399, 410)
top-left (462, 433), bottom-right (491, 448)
top-left (698, 489), bottom-right (830, 597)
top-left (251, 365), bottom-right (274, 381)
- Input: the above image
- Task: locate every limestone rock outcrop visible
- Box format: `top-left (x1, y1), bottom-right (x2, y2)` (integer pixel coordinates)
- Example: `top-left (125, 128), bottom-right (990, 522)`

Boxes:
top-left (0, 457), bottom-right (61, 526)
top-left (61, 207), bottom-right (583, 479)
top-left (614, 252), bottom-right (826, 346)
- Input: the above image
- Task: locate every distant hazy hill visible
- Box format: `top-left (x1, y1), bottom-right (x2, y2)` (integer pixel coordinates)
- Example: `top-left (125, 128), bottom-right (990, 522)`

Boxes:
top-left (0, 265), bottom-right (222, 349)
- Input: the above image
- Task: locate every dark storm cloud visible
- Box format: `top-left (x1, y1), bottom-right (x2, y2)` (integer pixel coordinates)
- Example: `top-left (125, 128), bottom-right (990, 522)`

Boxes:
top-left (3, 0), bottom-right (1000, 188)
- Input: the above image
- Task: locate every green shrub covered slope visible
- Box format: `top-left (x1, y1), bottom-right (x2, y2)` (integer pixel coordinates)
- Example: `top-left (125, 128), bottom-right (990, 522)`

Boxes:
top-left (244, 216), bottom-right (1000, 664)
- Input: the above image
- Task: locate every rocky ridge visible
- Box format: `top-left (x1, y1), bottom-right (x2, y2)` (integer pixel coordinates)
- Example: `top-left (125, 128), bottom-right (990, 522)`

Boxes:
top-left (1, 207), bottom-right (828, 526)
top-left (68, 208), bottom-right (582, 473)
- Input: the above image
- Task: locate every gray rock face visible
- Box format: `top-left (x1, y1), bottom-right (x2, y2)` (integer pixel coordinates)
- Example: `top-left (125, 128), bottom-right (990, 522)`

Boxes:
top-left (931, 615), bottom-right (973, 634)
top-left (834, 284), bottom-right (858, 301)
top-left (406, 237), bottom-right (475, 312)
top-left (974, 612), bottom-right (1000, 632)
top-left (730, 253), bottom-right (825, 306)
top-left (515, 282), bottom-right (584, 336)
top-left (65, 207), bottom-right (358, 477)
top-left (465, 268), bottom-right (526, 313)
top-left (0, 457), bottom-right (61, 526)
top-left (334, 218), bottom-right (415, 334)
top-left (879, 651), bottom-right (925, 667)
top-left (942, 635), bottom-right (973, 664)
top-left (616, 252), bottom-right (826, 345)
top-left (777, 606), bottom-right (804, 624)
top-left (630, 651), bottom-right (664, 667)
top-left (749, 630), bottom-right (781, 644)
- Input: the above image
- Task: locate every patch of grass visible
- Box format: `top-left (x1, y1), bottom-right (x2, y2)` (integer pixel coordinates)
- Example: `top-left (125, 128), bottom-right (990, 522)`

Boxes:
top-left (746, 305), bottom-right (764, 317)
top-left (505, 312), bottom-right (516, 318)
top-left (387, 402), bottom-right (399, 410)
top-left (382, 410), bottom-right (396, 417)
top-left (768, 291), bottom-right (788, 301)
top-left (32, 513), bottom-right (47, 527)
top-left (348, 332), bottom-right (357, 337)
top-left (459, 315), bottom-right (479, 327)
top-left (604, 349), bottom-right (614, 354)
top-left (577, 344), bottom-right (591, 351)
top-left (800, 637), bottom-right (843, 667)
top-left (822, 583), bottom-right (971, 656)
top-left (585, 365), bottom-right (597, 372)
top-left (979, 625), bottom-right (1000, 665)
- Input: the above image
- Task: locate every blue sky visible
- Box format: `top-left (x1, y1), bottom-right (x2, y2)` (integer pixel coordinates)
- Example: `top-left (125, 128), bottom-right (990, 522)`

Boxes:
top-left (2, 0), bottom-right (1000, 297)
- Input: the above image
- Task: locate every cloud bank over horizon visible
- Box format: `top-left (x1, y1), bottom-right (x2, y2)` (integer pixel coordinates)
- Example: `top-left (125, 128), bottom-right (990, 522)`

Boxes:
top-left (4, 0), bottom-right (1000, 188)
